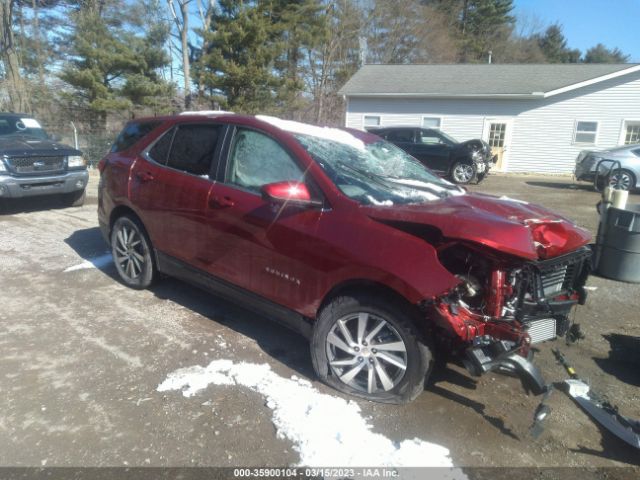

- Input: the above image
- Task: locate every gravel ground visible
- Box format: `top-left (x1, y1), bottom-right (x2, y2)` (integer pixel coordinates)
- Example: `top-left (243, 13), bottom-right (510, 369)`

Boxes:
top-left (0, 172), bottom-right (638, 475)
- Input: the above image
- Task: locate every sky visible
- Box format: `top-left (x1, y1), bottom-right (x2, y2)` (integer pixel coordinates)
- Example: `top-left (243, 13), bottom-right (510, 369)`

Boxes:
top-left (514, 0), bottom-right (640, 62)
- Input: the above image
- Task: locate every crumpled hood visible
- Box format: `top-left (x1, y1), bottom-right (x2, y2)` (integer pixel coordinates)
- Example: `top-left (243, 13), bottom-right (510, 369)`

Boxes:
top-left (0, 136), bottom-right (81, 156)
top-left (361, 192), bottom-right (592, 260)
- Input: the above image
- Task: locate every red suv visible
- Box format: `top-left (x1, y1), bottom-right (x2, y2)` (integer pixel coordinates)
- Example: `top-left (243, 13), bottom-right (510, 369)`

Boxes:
top-left (98, 113), bottom-right (591, 403)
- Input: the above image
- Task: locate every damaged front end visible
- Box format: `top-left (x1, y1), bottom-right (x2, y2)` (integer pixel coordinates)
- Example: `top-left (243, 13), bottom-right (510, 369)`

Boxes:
top-left (426, 241), bottom-right (591, 394)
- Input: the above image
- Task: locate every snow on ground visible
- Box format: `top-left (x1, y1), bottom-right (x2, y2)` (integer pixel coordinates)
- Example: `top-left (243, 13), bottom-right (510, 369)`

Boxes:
top-left (64, 253), bottom-right (113, 272)
top-left (158, 359), bottom-right (458, 469)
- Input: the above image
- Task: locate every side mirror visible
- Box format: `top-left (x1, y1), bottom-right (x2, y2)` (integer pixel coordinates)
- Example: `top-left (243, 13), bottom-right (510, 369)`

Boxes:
top-left (49, 133), bottom-right (61, 142)
top-left (261, 181), bottom-right (323, 209)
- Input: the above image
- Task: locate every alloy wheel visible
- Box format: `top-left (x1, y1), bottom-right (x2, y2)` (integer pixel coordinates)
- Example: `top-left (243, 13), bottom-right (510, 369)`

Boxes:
top-left (114, 224), bottom-right (146, 281)
top-left (326, 312), bottom-right (408, 394)
top-left (452, 163), bottom-right (475, 183)
top-left (609, 171), bottom-right (633, 191)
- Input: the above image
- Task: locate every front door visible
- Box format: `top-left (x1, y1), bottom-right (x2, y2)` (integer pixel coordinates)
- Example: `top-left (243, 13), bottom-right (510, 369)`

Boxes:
top-left (482, 118), bottom-right (513, 172)
top-left (201, 127), bottom-right (325, 305)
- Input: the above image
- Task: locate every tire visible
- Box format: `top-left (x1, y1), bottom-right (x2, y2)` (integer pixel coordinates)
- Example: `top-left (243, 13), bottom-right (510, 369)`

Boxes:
top-left (110, 215), bottom-right (156, 289)
top-left (450, 161), bottom-right (476, 184)
top-left (311, 292), bottom-right (433, 404)
top-left (62, 189), bottom-right (86, 207)
top-left (608, 169), bottom-right (636, 192)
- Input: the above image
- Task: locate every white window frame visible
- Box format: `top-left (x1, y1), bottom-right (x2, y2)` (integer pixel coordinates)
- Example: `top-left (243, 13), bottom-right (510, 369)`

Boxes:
top-left (421, 116), bottom-right (443, 130)
top-left (619, 119), bottom-right (640, 145)
top-left (363, 115), bottom-right (381, 128)
top-left (573, 120), bottom-right (599, 145)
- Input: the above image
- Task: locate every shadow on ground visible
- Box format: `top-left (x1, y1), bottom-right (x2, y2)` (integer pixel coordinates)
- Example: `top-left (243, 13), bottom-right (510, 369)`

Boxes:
top-left (525, 181), bottom-right (596, 192)
top-left (427, 366), bottom-right (521, 440)
top-left (593, 333), bottom-right (640, 387)
top-left (64, 227), bottom-right (314, 381)
top-left (0, 195), bottom-right (96, 215)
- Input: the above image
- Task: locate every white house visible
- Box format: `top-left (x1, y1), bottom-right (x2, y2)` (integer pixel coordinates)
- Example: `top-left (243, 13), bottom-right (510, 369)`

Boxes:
top-left (339, 64), bottom-right (640, 173)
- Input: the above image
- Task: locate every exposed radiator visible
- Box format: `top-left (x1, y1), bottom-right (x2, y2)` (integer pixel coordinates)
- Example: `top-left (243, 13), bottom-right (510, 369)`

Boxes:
top-left (526, 318), bottom-right (557, 344)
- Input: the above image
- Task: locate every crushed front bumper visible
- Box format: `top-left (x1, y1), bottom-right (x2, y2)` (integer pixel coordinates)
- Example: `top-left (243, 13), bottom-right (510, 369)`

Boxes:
top-left (0, 170), bottom-right (88, 199)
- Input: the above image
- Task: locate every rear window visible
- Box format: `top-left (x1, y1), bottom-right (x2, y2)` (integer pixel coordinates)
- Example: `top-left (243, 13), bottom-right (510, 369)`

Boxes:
top-left (111, 121), bottom-right (162, 153)
top-left (166, 124), bottom-right (221, 176)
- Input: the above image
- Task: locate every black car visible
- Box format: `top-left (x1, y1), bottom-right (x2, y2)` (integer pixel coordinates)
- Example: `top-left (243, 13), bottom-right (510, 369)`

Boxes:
top-left (0, 113), bottom-right (88, 208)
top-left (367, 126), bottom-right (496, 184)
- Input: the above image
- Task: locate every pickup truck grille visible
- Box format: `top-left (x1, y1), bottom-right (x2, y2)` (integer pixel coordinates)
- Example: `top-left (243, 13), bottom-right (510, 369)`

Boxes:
top-left (6, 156), bottom-right (65, 175)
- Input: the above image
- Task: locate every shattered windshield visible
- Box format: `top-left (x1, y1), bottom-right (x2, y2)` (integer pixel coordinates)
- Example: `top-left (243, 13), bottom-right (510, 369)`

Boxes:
top-left (0, 117), bottom-right (49, 140)
top-left (294, 133), bottom-right (464, 206)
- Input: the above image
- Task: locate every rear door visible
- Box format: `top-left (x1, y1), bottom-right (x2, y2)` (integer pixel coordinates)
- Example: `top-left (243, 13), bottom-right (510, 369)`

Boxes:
top-left (130, 122), bottom-right (223, 264)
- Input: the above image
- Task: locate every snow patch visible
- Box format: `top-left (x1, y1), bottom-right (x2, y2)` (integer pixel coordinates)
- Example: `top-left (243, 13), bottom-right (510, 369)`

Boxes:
top-left (158, 359), bottom-right (456, 468)
top-left (256, 115), bottom-right (366, 151)
top-left (64, 253), bottom-right (113, 272)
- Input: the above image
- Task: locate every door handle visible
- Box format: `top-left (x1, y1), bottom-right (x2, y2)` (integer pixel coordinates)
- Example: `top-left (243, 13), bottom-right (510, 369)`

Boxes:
top-left (209, 195), bottom-right (235, 209)
top-left (136, 171), bottom-right (154, 183)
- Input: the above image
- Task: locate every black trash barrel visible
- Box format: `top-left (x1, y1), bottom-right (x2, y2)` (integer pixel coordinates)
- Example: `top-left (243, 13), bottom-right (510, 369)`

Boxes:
top-left (597, 204), bottom-right (640, 283)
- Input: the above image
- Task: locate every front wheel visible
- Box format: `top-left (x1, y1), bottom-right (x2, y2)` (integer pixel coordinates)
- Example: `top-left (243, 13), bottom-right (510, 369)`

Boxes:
top-left (450, 161), bottom-right (476, 184)
top-left (111, 215), bottom-right (155, 289)
top-left (311, 293), bottom-right (433, 404)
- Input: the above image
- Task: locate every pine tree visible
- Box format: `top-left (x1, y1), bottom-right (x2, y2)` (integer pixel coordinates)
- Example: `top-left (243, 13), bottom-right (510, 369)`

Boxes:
top-left (584, 43), bottom-right (629, 63)
top-left (60, 0), bottom-right (173, 130)
top-left (535, 24), bottom-right (580, 63)
top-left (459, 0), bottom-right (515, 62)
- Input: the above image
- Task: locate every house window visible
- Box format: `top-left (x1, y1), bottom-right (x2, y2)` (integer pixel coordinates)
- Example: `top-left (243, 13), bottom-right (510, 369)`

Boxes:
top-left (623, 122), bottom-right (640, 144)
top-left (574, 121), bottom-right (598, 144)
top-left (363, 115), bottom-right (380, 127)
top-left (422, 117), bottom-right (441, 129)
top-left (488, 123), bottom-right (507, 147)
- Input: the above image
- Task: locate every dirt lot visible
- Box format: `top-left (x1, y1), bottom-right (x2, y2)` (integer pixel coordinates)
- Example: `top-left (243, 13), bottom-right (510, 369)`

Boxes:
top-left (1, 172), bottom-right (638, 475)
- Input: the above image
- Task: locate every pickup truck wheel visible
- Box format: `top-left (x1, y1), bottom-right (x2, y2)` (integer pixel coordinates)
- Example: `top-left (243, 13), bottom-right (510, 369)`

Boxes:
top-left (311, 293), bottom-right (433, 404)
top-left (451, 161), bottom-right (476, 184)
top-left (62, 189), bottom-right (86, 207)
top-left (111, 216), bottom-right (155, 289)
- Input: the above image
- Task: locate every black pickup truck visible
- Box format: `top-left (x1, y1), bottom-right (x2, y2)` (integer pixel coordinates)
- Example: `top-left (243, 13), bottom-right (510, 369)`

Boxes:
top-left (0, 113), bottom-right (88, 208)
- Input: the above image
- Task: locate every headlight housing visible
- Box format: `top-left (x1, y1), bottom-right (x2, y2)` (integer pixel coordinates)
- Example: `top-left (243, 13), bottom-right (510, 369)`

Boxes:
top-left (0, 158), bottom-right (7, 174)
top-left (67, 155), bottom-right (86, 168)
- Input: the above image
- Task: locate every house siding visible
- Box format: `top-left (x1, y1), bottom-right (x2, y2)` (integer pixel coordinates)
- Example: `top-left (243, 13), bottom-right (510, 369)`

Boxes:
top-left (345, 70), bottom-right (640, 174)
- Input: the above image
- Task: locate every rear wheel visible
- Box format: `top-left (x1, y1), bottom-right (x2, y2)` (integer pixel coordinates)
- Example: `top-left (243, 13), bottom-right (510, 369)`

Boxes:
top-left (311, 293), bottom-right (433, 404)
top-left (111, 215), bottom-right (155, 289)
top-left (608, 169), bottom-right (636, 191)
top-left (451, 161), bottom-right (476, 184)
top-left (61, 189), bottom-right (86, 207)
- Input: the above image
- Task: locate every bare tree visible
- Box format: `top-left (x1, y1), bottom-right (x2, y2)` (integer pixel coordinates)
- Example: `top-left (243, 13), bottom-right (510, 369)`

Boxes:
top-left (194, 0), bottom-right (214, 102)
top-left (167, 0), bottom-right (192, 108)
top-left (1, 0), bottom-right (30, 111)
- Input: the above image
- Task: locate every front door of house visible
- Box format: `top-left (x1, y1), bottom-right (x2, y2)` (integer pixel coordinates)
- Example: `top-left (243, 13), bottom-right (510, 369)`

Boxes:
top-left (483, 118), bottom-right (513, 172)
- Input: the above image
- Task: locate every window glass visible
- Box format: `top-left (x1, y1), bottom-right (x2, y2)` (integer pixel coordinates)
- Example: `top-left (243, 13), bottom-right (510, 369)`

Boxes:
top-left (386, 129), bottom-right (414, 143)
top-left (166, 124), bottom-right (220, 176)
top-left (422, 117), bottom-right (441, 129)
top-left (488, 123), bottom-right (507, 147)
top-left (111, 121), bottom-right (161, 153)
top-left (419, 129), bottom-right (445, 145)
top-left (624, 122), bottom-right (640, 145)
top-left (148, 129), bottom-right (174, 165)
top-left (226, 129), bottom-right (303, 192)
top-left (364, 116), bottom-right (381, 127)
top-left (574, 121), bottom-right (598, 144)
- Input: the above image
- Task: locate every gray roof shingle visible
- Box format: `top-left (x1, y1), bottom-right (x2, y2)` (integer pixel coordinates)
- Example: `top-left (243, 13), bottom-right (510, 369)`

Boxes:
top-left (338, 64), bottom-right (639, 97)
